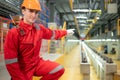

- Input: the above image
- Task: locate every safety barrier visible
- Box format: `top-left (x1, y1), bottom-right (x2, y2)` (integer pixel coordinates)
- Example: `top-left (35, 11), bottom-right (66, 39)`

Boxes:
top-left (80, 44), bottom-right (90, 80)
top-left (83, 42), bottom-right (117, 80)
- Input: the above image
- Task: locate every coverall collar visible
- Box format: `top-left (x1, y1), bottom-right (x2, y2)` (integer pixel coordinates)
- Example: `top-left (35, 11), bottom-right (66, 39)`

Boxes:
top-left (19, 19), bottom-right (35, 30)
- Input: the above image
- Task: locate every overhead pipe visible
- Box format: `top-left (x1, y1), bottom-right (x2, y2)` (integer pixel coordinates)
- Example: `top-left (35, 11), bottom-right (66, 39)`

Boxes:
top-left (0, 0), bottom-right (19, 14)
top-left (88, 0), bottom-right (96, 17)
top-left (60, 4), bottom-right (70, 21)
top-left (0, 8), bottom-right (13, 15)
top-left (74, 0), bottom-right (79, 8)
top-left (0, 10), bottom-right (9, 17)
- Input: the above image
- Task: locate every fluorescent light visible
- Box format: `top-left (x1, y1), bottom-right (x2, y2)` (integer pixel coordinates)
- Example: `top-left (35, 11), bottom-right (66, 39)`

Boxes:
top-left (85, 39), bottom-right (119, 42)
top-left (73, 9), bottom-right (102, 14)
top-left (80, 24), bottom-right (89, 26)
top-left (96, 17), bottom-right (99, 19)
top-left (76, 16), bottom-right (88, 19)
top-left (67, 40), bottom-right (80, 42)
top-left (72, 9), bottom-right (90, 12)
top-left (81, 24), bottom-right (86, 26)
top-left (78, 20), bottom-right (86, 23)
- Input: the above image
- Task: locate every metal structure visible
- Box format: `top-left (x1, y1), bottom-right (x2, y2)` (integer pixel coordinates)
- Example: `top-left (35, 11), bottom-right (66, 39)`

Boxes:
top-left (0, 0), bottom-right (22, 17)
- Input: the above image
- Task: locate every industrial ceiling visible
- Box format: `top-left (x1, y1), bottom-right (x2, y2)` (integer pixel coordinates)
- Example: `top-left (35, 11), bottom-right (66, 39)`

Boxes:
top-left (0, 0), bottom-right (120, 39)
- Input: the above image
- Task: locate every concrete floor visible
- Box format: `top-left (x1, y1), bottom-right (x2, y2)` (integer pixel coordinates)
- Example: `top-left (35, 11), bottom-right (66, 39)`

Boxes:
top-left (33, 45), bottom-right (100, 80)
top-left (55, 45), bottom-right (99, 80)
top-left (0, 54), bottom-right (11, 80)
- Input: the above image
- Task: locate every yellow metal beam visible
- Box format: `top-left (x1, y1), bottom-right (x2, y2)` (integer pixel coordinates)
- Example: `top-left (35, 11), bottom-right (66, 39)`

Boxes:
top-left (117, 19), bottom-right (120, 36)
top-left (90, 10), bottom-right (101, 14)
top-left (74, 17), bottom-right (80, 35)
top-left (62, 21), bottom-right (66, 30)
top-left (84, 24), bottom-right (93, 36)
top-left (69, 0), bottom-right (73, 10)
top-left (61, 21), bottom-right (66, 53)
top-left (94, 16), bottom-right (97, 23)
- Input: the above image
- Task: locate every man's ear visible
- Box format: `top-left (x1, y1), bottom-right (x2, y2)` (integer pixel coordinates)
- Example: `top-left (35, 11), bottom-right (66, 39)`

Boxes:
top-left (22, 9), bottom-right (25, 15)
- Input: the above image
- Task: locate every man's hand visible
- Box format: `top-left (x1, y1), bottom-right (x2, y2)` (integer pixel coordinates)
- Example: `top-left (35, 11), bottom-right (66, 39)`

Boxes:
top-left (67, 29), bottom-right (75, 35)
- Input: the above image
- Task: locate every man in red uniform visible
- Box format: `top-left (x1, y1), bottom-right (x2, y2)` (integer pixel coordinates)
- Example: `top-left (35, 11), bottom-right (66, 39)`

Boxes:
top-left (4, 0), bottom-right (74, 80)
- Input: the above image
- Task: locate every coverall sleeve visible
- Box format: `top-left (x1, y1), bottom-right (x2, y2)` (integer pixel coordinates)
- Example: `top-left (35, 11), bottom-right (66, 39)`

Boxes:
top-left (4, 29), bottom-right (26, 80)
top-left (40, 25), bottom-right (67, 39)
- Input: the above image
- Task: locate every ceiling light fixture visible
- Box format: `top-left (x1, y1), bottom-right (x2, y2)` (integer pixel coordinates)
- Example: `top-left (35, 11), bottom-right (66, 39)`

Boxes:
top-left (73, 9), bottom-right (101, 14)
top-left (78, 20), bottom-right (86, 23)
top-left (80, 24), bottom-right (89, 26)
top-left (72, 9), bottom-right (90, 12)
top-left (96, 16), bottom-right (100, 19)
top-left (76, 16), bottom-right (88, 19)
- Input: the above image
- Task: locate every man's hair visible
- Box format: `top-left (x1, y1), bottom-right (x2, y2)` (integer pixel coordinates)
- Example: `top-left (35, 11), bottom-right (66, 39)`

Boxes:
top-left (21, 6), bottom-right (25, 10)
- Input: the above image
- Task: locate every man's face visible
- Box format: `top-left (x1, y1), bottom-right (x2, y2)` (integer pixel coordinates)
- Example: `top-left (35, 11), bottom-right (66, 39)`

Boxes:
top-left (22, 8), bottom-right (39, 24)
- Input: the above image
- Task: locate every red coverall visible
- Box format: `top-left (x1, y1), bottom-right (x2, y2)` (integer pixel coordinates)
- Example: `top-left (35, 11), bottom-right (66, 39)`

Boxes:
top-left (4, 19), bottom-right (67, 80)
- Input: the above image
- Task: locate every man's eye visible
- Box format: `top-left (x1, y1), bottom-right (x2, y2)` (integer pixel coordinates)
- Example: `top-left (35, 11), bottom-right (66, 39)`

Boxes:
top-left (29, 10), bottom-right (38, 14)
top-left (29, 10), bottom-right (34, 12)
